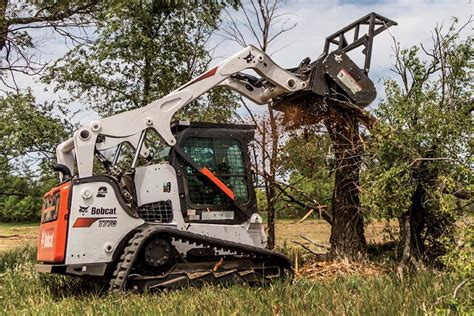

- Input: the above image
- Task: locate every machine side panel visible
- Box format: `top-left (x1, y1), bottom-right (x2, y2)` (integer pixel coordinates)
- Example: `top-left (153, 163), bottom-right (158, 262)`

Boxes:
top-left (134, 164), bottom-right (184, 224)
top-left (134, 164), bottom-right (180, 206)
top-left (65, 180), bottom-right (144, 265)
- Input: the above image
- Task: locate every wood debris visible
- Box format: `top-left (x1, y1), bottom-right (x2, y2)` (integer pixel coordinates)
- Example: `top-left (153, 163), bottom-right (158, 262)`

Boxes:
top-left (299, 258), bottom-right (387, 280)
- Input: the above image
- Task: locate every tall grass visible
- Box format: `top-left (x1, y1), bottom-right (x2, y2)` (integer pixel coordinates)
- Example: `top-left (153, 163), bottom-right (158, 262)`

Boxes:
top-left (0, 246), bottom-right (471, 315)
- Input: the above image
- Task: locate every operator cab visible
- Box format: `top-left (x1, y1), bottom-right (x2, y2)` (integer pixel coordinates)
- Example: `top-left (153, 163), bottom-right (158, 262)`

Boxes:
top-left (170, 121), bottom-right (257, 224)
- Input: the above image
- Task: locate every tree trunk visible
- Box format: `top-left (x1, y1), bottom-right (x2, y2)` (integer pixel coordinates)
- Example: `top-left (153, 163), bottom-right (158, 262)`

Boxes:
top-left (0, 0), bottom-right (8, 51)
top-left (265, 180), bottom-right (276, 249)
top-left (408, 181), bottom-right (427, 256)
top-left (265, 104), bottom-right (279, 250)
top-left (398, 159), bottom-right (433, 267)
top-left (398, 183), bottom-right (427, 270)
top-left (325, 110), bottom-right (366, 259)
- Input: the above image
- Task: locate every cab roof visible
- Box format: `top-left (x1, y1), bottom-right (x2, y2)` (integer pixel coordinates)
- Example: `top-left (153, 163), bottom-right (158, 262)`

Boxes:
top-left (170, 121), bottom-right (255, 133)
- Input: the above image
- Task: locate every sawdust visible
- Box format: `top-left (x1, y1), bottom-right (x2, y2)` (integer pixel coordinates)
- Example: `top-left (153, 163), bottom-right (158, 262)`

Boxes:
top-left (297, 258), bottom-right (387, 280)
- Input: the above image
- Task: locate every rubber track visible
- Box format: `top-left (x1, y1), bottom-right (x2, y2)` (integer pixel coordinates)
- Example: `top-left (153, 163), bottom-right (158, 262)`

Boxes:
top-left (109, 225), bottom-right (292, 293)
top-left (109, 227), bottom-right (154, 293)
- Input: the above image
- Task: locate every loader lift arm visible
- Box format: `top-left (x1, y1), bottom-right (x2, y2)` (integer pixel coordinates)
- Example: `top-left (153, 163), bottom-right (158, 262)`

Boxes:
top-left (57, 45), bottom-right (307, 179)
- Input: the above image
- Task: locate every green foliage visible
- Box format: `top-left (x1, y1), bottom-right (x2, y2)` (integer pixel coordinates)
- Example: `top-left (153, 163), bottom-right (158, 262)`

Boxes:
top-left (0, 90), bottom-right (68, 221)
top-left (441, 219), bottom-right (473, 280)
top-left (0, 175), bottom-right (56, 222)
top-left (256, 188), bottom-right (268, 213)
top-left (441, 218), bottom-right (474, 315)
top-left (364, 22), bottom-right (472, 217)
top-left (276, 132), bottom-right (333, 218)
top-left (362, 19), bottom-right (472, 261)
top-left (44, 0), bottom-right (238, 121)
top-left (440, 218), bottom-right (473, 311)
top-left (0, 245), bottom-right (471, 314)
top-left (0, 90), bottom-right (70, 173)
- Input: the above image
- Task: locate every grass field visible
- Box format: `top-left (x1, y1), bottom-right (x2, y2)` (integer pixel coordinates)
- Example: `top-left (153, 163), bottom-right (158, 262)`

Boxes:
top-left (0, 221), bottom-right (470, 315)
top-left (0, 245), bottom-right (470, 315)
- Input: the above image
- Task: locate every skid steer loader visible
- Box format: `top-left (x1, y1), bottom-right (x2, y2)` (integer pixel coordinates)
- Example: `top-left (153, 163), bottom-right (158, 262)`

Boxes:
top-left (35, 13), bottom-right (396, 292)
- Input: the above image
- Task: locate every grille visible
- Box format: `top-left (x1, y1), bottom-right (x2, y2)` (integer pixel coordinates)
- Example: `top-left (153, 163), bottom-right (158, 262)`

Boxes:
top-left (137, 200), bottom-right (173, 223)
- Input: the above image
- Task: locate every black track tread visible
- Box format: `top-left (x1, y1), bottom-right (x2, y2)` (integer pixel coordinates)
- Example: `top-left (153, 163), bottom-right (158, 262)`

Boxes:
top-left (109, 227), bottom-right (153, 293)
top-left (109, 224), bottom-right (292, 293)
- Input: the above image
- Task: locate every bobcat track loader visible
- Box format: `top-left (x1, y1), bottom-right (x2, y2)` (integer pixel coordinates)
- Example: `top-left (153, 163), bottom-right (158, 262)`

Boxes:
top-left (35, 13), bottom-right (396, 292)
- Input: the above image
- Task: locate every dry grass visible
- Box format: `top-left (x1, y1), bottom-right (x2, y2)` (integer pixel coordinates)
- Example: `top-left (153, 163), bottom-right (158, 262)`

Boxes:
top-left (275, 218), bottom-right (397, 248)
top-left (0, 223), bottom-right (38, 253)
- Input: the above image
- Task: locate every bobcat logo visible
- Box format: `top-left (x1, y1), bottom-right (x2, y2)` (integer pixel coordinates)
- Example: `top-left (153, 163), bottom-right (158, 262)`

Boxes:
top-left (41, 231), bottom-right (54, 249)
top-left (79, 205), bottom-right (89, 215)
top-left (334, 53), bottom-right (343, 63)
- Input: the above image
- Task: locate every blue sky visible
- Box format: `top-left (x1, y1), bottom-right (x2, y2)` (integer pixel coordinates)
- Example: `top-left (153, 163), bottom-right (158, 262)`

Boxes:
top-left (9, 0), bottom-right (473, 124)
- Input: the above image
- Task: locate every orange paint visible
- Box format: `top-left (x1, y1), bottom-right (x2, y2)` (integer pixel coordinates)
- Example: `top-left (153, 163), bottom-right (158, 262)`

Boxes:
top-left (200, 167), bottom-right (235, 201)
top-left (36, 181), bottom-right (71, 263)
top-left (179, 66), bottom-right (218, 90)
top-left (72, 217), bottom-right (100, 228)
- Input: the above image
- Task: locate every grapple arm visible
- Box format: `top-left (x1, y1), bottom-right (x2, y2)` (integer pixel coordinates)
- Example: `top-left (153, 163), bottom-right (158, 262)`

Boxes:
top-left (273, 12), bottom-right (397, 113)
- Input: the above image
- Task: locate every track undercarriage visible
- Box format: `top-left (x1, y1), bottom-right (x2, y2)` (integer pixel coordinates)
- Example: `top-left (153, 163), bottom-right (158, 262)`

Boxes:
top-left (110, 226), bottom-right (292, 292)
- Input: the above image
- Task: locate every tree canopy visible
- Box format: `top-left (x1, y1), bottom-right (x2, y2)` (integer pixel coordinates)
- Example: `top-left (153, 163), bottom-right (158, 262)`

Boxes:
top-left (44, 0), bottom-right (238, 121)
top-left (362, 19), bottom-right (472, 266)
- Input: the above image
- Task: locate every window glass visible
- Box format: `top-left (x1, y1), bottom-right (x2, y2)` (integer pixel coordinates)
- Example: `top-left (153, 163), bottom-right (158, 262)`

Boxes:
top-left (183, 137), bottom-right (249, 205)
top-left (145, 129), bottom-right (170, 165)
top-left (94, 129), bottom-right (171, 175)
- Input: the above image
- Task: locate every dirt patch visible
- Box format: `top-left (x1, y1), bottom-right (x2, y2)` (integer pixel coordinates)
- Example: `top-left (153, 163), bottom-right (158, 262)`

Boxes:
top-left (275, 220), bottom-right (331, 247)
top-left (0, 225), bottom-right (39, 253)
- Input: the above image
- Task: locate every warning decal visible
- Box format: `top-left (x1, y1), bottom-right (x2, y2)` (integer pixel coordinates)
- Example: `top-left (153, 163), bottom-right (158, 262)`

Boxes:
top-left (337, 69), bottom-right (363, 94)
top-left (201, 211), bottom-right (234, 221)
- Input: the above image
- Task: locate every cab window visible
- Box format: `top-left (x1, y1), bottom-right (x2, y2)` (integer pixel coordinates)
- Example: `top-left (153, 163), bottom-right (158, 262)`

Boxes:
top-left (183, 137), bottom-right (249, 205)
